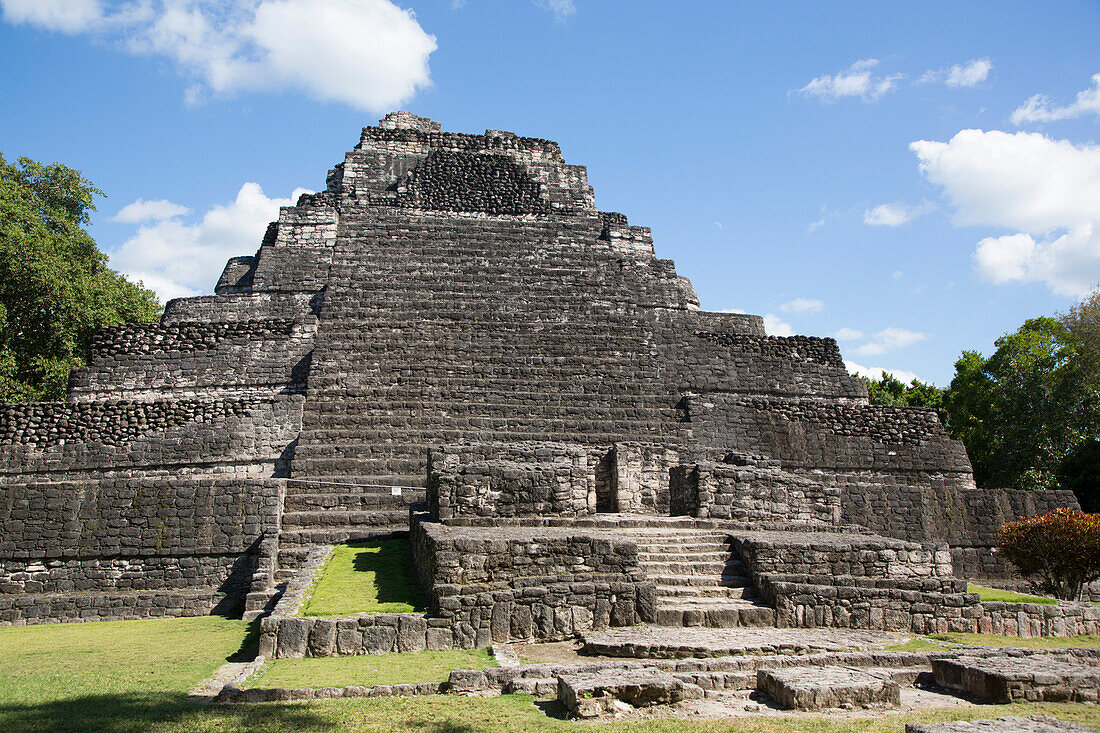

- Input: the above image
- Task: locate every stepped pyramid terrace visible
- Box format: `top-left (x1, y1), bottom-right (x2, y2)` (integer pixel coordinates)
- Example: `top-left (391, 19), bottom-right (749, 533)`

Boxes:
top-left (0, 112), bottom-right (1086, 650)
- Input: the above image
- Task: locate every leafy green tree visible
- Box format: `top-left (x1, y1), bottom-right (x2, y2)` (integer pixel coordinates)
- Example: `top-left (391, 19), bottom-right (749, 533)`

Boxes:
top-left (944, 317), bottom-right (1099, 491)
top-left (861, 372), bottom-right (948, 426)
top-left (0, 154), bottom-right (160, 402)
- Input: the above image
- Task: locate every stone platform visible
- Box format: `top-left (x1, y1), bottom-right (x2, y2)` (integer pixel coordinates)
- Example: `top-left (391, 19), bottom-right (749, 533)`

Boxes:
top-left (907, 717), bottom-right (1099, 733)
top-left (933, 653), bottom-right (1100, 703)
top-left (582, 626), bottom-right (902, 659)
top-left (556, 667), bottom-right (702, 718)
top-left (757, 666), bottom-right (901, 710)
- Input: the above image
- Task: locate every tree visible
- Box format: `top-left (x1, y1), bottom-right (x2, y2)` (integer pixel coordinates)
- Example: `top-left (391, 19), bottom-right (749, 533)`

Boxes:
top-left (0, 154), bottom-right (160, 402)
top-left (999, 508), bottom-right (1100, 600)
top-left (943, 317), bottom-right (1098, 491)
top-left (861, 372), bottom-right (948, 426)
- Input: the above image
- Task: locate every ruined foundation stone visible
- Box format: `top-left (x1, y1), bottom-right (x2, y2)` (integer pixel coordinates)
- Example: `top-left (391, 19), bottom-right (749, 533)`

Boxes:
top-left (557, 668), bottom-right (702, 718)
top-left (757, 666), bottom-right (901, 710)
top-left (932, 653), bottom-right (1100, 704)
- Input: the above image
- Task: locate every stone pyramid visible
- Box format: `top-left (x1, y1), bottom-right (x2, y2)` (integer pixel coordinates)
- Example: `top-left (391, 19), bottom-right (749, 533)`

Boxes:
top-left (0, 113), bottom-right (1074, 625)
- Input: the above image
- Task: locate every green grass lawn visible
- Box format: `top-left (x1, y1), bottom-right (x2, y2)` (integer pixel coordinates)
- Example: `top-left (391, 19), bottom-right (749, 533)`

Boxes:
top-left (968, 583), bottom-right (1058, 605)
top-left (930, 632), bottom-right (1100, 649)
top-left (246, 648), bottom-right (497, 689)
top-left (3, 615), bottom-right (1100, 732)
top-left (300, 539), bottom-right (428, 617)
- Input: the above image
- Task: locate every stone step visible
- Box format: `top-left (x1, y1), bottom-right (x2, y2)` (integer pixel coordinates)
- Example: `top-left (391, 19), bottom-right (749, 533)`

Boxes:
top-left (280, 509), bottom-right (410, 529)
top-left (648, 574), bottom-right (750, 588)
top-left (278, 526), bottom-right (409, 547)
top-left (655, 601), bottom-right (776, 629)
top-left (633, 541), bottom-right (732, 554)
top-left (638, 551), bottom-right (735, 563)
top-left (290, 475), bottom-right (425, 489)
top-left (637, 560), bottom-right (743, 576)
top-left (655, 584), bottom-right (755, 600)
top-left (283, 491), bottom-right (424, 512)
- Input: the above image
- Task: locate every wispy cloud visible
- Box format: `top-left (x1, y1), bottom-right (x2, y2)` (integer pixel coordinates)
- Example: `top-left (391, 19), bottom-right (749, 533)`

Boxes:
top-left (863, 200), bottom-right (936, 227)
top-left (919, 58), bottom-right (992, 88)
top-left (779, 298), bottom-right (823, 315)
top-left (113, 198), bottom-right (191, 223)
top-left (832, 327), bottom-right (864, 341)
top-left (854, 327), bottom-right (929, 357)
top-left (796, 59), bottom-right (902, 103)
top-left (1012, 73), bottom-right (1100, 126)
top-left (532, 0), bottom-right (575, 22)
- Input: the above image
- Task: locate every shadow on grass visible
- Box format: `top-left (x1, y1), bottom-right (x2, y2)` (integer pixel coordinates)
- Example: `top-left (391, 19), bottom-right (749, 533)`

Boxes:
top-left (228, 617), bottom-right (262, 663)
top-left (349, 539), bottom-right (428, 611)
top-left (0, 692), bottom-right (330, 733)
top-left (0, 692), bottom-right (512, 733)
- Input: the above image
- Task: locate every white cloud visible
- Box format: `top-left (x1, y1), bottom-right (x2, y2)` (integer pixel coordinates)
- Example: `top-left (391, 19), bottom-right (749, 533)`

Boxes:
top-left (863, 200), bottom-right (935, 227)
top-left (796, 59), bottom-right (902, 102)
top-left (947, 58), bottom-right (993, 88)
top-left (113, 198), bottom-right (191, 223)
top-left (1012, 73), bottom-right (1100, 126)
top-left (892, 270), bottom-right (903, 280)
top-left (832, 327), bottom-right (864, 341)
top-left (533, 0), bottom-right (575, 21)
top-left (779, 297), bottom-right (823, 315)
top-left (854, 327), bottom-right (929, 357)
top-left (109, 182), bottom-right (310, 303)
top-left (762, 313), bottom-right (794, 337)
top-left (920, 58), bottom-right (992, 88)
top-left (912, 128), bottom-right (1100, 296)
top-left (845, 360), bottom-right (921, 385)
top-left (0, 0), bottom-right (436, 112)
top-left (0, 0), bottom-right (103, 33)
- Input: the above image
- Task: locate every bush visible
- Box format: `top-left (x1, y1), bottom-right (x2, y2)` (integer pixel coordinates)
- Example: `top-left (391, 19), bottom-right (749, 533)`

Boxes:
top-left (999, 508), bottom-right (1100, 600)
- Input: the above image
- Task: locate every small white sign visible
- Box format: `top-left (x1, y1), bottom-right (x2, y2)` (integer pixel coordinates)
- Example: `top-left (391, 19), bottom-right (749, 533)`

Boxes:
top-left (391, 487), bottom-right (402, 497)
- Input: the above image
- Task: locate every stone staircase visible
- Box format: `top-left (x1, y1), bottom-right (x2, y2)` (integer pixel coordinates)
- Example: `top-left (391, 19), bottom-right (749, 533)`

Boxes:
top-left (622, 527), bottom-right (776, 628)
top-left (274, 477), bottom-right (424, 583)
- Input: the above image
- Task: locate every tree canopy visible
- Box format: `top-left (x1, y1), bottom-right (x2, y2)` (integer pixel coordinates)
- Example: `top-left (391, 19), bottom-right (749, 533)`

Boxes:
top-left (0, 154), bottom-right (160, 402)
top-left (862, 299), bottom-right (1100, 502)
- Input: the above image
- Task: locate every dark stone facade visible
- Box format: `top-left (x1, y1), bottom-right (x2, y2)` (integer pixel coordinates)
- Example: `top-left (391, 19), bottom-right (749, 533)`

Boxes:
top-left (0, 111), bottom-right (1076, 625)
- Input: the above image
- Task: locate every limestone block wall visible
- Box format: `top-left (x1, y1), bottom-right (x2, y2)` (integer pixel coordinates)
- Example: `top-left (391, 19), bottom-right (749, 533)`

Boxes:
top-left (0, 394), bottom-right (302, 474)
top-left (0, 473), bottom-right (283, 624)
top-left (610, 443), bottom-right (680, 514)
top-left (840, 485), bottom-right (1079, 579)
top-left (673, 459), bottom-right (841, 524)
top-left (731, 531), bottom-right (953, 580)
top-left (69, 319), bottom-right (315, 399)
top-left (427, 443), bottom-right (601, 520)
top-left (411, 516), bottom-right (655, 642)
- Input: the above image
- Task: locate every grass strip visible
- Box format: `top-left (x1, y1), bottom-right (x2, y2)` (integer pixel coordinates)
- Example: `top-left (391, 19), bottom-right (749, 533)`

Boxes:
top-left (968, 582), bottom-right (1058, 605)
top-left (300, 539), bottom-right (428, 617)
top-left (246, 648), bottom-right (497, 689)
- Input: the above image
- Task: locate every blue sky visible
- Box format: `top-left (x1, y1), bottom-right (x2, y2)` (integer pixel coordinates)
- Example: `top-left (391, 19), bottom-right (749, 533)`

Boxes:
top-left (2, 0), bottom-right (1099, 385)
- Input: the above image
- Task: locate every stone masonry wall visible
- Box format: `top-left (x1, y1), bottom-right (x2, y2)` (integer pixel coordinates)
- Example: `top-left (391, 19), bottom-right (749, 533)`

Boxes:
top-left (427, 442), bottom-right (601, 520)
top-left (675, 458), bottom-right (841, 524)
top-left (411, 515), bottom-right (655, 643)
top-left (841, 485), bottom-right (1079, 579)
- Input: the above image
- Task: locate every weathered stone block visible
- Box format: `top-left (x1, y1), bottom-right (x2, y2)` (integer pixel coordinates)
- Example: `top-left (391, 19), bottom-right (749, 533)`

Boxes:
top-left (757, 667), bottom-right (900, 711)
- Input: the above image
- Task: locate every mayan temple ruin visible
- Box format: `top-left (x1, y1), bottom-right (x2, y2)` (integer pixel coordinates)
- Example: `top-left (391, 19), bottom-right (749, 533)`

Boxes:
top-left (0, 112), bottom-right (1085, 645)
